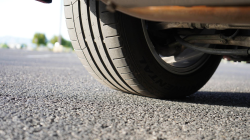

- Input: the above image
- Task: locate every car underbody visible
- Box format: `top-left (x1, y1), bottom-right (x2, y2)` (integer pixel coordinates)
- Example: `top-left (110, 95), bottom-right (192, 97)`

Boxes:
top-left (40, 0), bottom-right (250, 62)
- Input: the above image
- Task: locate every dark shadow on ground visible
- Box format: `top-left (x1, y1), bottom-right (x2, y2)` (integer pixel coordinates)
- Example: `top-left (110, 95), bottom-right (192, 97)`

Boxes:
top-left (170, 91), bottom-right (250, 108)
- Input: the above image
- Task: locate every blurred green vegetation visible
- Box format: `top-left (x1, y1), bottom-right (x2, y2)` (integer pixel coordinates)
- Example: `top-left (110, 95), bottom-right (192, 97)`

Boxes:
top-left (32, 33), bottom-right (47, 46)
top-left (0, 43), bottom-right (9, 49)
top-left (50, 36), bottom-right (73, 49)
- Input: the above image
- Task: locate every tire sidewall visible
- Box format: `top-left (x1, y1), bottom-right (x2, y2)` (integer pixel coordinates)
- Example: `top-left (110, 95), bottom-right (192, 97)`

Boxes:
top-left (117, 13), bottom-right (222, 98)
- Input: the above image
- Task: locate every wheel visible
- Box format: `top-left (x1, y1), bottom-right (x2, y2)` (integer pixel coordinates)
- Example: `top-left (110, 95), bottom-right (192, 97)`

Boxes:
top-left (64, 0), bottom-right (222, 98)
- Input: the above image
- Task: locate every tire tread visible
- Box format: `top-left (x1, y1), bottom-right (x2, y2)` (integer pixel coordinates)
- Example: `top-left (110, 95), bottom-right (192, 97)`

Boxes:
top-left (64, 0), bottom-right (146, 94)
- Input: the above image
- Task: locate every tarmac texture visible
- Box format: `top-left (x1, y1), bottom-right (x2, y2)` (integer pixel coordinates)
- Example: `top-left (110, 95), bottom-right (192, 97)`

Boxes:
top-left (0, 49), bottom-right (249, 140)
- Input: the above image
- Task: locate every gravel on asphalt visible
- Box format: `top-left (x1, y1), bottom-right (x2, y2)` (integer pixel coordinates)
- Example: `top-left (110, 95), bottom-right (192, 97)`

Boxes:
top-left (0, 49), bottom-right (249, 140)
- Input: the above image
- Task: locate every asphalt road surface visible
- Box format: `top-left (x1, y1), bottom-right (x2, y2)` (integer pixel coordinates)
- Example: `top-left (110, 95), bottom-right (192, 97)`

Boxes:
top-left (0, 49), bottom-right (249, 140)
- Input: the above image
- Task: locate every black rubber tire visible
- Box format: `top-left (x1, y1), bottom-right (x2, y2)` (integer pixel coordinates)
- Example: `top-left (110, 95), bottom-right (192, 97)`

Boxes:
top-left (64, 0), bottom-right (222, 98)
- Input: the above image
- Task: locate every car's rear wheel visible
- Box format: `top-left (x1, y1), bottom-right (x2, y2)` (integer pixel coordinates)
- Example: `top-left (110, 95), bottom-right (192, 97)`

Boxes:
top-left (64, 0), bottom-right (222, 98)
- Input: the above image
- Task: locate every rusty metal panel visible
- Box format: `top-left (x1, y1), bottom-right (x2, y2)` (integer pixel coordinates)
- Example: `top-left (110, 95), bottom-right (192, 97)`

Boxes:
top-left (101, 0), bottom-right (250, 7)
top-left (116, 6), bottom-right (250, 24)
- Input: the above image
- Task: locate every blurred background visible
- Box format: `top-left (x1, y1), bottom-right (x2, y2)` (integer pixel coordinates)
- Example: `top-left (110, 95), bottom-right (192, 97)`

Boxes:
top-left (0, 0), bottom-right (248, 64)
top-left (0, 0), bottom-right (72, 52)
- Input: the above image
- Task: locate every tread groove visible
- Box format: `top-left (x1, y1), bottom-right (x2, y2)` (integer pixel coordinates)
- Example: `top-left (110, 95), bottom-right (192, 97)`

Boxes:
top-left (76, 0), bottom-right (113, 85)
top-left (117, 66), bottom-right (129, 68)
top-left (125, 78), bottom-right (136, 80)
top-left (105, 35), bottom-right (120, 38)
top-left (109, 46), bottom-right (122, 49)
top-left (78, 0), bottom-right (127, 91)
top-left (85, 0), bottom-right (129, 92)
top-left (113, 57), bottom-right (125, 60)
top-left (96, 1), bottom-right (139, 93)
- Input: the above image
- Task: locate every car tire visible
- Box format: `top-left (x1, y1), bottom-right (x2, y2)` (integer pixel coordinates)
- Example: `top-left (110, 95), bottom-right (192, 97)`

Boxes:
top-left (64, 0), bottom-right (222, 98)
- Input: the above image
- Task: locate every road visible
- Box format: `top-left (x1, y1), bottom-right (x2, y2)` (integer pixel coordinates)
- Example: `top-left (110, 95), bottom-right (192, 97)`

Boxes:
top-left (0, 49), bottom-right (249, 140)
